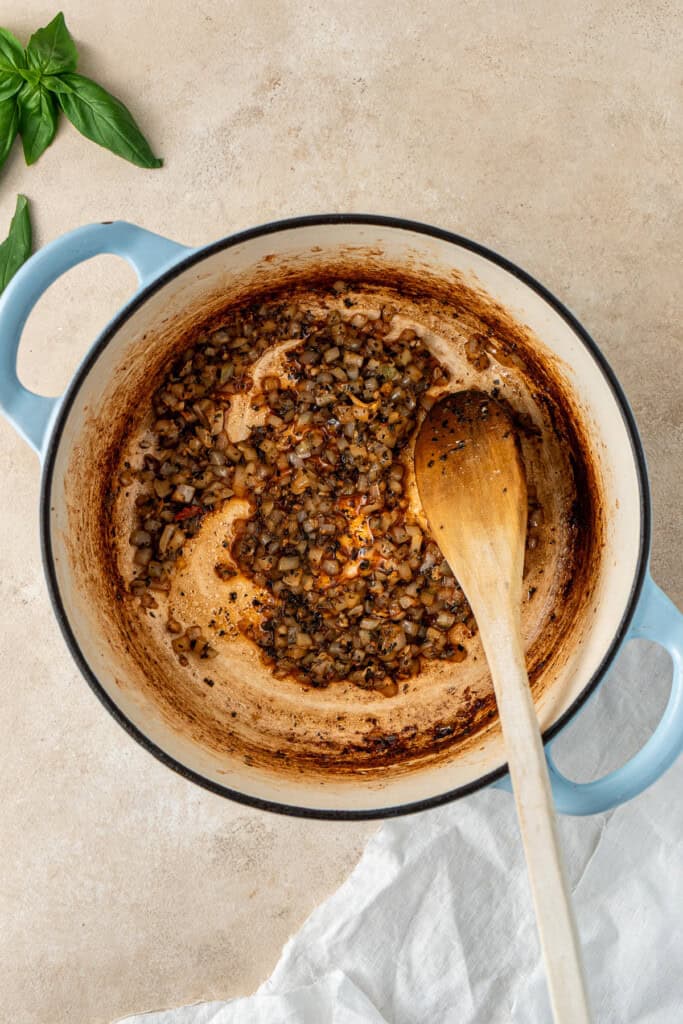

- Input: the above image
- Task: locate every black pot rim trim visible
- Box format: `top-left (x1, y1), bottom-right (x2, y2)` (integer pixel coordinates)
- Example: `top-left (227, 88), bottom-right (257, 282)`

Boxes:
top-left (39, 213), bottom-right (651, 821)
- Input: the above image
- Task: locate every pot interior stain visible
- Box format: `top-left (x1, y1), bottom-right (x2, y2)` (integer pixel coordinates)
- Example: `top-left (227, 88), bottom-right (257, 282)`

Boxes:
top-left (65, 255), bottom-right (603, 783)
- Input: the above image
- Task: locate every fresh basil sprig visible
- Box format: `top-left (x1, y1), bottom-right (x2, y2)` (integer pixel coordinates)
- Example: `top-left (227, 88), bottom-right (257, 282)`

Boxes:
top-left (0, 13), bottom-right (161, 170)
top-left (0, 194), bottom-right (32, 294)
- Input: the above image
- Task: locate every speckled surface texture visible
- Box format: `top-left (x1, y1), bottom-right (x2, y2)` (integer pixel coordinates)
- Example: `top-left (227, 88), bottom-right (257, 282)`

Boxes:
top-left (0, 2), bottom-right (680, 1022)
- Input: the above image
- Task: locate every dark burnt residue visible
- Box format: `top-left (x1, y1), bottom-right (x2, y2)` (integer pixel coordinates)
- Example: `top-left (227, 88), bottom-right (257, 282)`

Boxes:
top-left (66, 251), bottom-right (604, 781)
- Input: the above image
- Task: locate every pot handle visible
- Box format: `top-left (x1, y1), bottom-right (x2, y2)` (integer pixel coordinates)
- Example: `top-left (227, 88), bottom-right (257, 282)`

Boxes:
top-left (0, 221), bottom-right (189, 454)
top-left (545, 575), bottom-right (683, 815)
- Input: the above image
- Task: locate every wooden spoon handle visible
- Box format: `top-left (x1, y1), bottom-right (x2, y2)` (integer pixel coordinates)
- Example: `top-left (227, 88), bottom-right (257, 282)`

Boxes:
top-left (484, 620), bottom-right (591, 1023)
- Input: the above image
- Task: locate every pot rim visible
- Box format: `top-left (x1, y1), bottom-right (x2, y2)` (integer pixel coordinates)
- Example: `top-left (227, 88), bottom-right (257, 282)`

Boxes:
top-left (40, 213), bottom-right (651, 820)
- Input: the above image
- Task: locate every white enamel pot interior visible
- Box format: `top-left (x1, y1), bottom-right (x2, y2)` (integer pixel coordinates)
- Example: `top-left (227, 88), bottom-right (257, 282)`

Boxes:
top-left (38, 216), bottom-right (649, 818)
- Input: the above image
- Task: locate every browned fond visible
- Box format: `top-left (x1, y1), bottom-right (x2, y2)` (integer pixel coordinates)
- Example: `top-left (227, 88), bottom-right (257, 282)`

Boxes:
top-left (65, 257), bottom-right (603, 782)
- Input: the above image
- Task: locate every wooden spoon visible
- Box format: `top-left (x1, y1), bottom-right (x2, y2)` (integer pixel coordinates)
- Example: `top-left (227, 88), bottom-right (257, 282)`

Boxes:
top-left (414, 389), bottom-right (591, 1023)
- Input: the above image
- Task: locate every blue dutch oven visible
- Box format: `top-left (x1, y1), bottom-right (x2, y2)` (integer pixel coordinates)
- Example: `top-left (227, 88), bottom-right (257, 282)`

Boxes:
top-left (0, 215), bottom-right (681, 818)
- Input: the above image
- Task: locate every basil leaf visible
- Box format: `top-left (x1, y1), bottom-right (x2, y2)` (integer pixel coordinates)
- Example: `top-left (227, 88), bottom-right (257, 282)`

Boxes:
top-left (0, 26), bottom-right (25, 74)
top-left (0, 96), bottom-right (18, 169)
top-left (47, 72), bottom-right (162, 168)
top-left (0, 194), bottom-right (32, 294)
top-left (18, 81), bottom-right (57, 164)
top-left (26, 12), bottom-right (78, 75)
top-left (0, 70), bottom-right (22, 103)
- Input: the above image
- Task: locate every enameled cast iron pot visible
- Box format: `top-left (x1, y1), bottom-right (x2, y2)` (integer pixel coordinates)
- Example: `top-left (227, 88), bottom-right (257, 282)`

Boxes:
top-left (1, 214), bottom-right (681, 819)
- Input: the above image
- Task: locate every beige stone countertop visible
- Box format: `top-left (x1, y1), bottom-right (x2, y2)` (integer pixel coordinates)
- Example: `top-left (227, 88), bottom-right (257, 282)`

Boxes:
top-left (1, 2), bottom-right (680, 1022)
